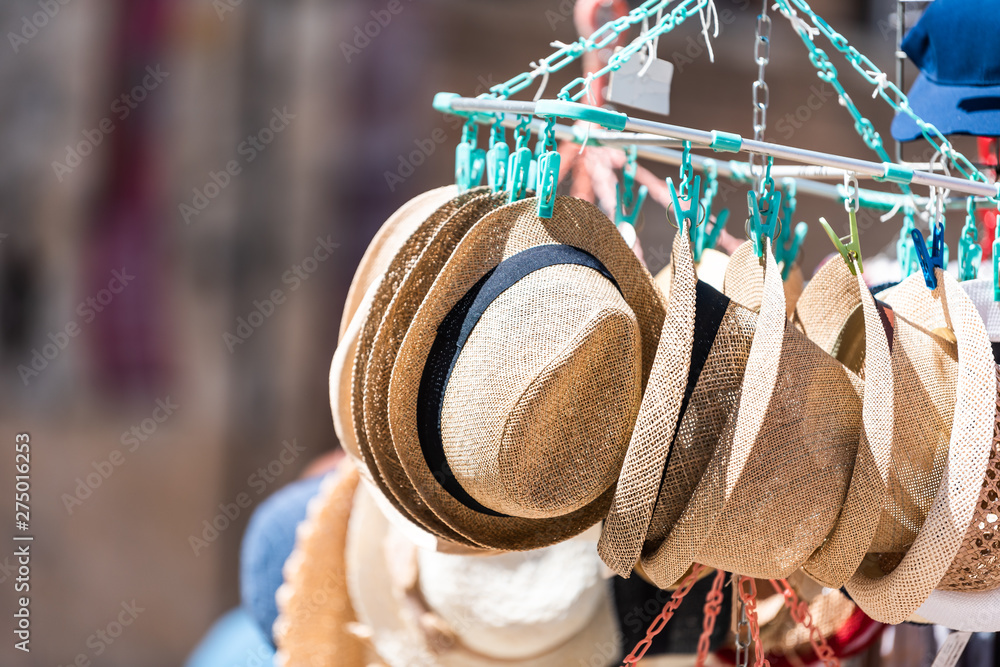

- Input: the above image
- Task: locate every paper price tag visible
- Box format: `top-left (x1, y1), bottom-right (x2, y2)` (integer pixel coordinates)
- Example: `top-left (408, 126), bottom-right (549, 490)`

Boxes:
top-left (607, 52), bottom-right (674, 117)
top-left (930, 631), bottom-right (972, 667)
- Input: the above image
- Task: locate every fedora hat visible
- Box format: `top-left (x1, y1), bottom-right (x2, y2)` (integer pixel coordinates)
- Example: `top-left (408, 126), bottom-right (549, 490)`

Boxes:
top-left (721, 241), bottom-right (804, 316)
top-left (349, 187), bottom-right (503, 548)
top-left (345, 481), bottom-right (621, 667)
top-left (273, 460), bottom-right (369, 667)
top-left (637, 239), bottom-right (861, 586)
top-left (790, 255), bottom-right (895, 588)
top-left (385, 195), bottom-right (666, 550)
top-left (845, 269), bottom-right (995, 624)
top-left (891, 0), bottom-right (1000, 142)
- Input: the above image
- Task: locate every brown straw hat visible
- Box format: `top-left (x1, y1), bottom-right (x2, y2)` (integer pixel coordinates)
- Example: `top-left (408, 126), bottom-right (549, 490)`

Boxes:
top-left (386, 195), bottom-right (666, 550)
top-left (351, 187), bottom-right (501, 548)
top-left (273, 460), bottom-right (369, 667)
top-left (721, 241), bottom-right (804, 316)
top-left (845, 269), bottom-right (995, 624)
top-left (790, 256), bottom-right (895, 588)
top-left (602, 229), bottom-right (759, 581)
top-left (640, 239), bottom-right (861, 585)
top-left (338, 186), bottom-right (458, 342)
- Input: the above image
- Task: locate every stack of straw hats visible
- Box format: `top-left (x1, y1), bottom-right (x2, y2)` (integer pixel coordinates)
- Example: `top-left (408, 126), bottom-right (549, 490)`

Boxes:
top-left (288, 184), bottom-right (1000, 667)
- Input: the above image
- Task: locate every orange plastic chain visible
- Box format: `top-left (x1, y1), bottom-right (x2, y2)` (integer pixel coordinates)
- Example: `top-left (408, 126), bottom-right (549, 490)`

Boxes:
top-left (737, 576), bottom-right (770, 667)
top-left (769, 579), bottom-right (840, 667)
top-left (621, 563), bottom-right (706, 666)
top-left (695, 569), bottom-right (728, 667)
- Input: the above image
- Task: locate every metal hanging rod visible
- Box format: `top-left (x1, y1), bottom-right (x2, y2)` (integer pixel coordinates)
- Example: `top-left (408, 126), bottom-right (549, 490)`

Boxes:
top-left (443, 95), bottom-right (1000, 201)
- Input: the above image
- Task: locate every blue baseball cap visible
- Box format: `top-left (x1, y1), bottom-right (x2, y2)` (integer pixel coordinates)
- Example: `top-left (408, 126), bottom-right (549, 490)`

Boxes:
top-left (892, 0), bottom-right (1000, 142)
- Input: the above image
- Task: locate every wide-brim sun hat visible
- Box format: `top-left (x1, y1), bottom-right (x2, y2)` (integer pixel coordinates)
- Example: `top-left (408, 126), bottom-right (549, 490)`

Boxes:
top-left (345, 481), bottom-right (621, 667)
top-left (845, 268), bottom-right (995, 624)
top-left (639, 239), bottom-right (862, 585)
top-left (386, 195), bottom-right (666, 551)
top-left (349, 187), bottom-right (500, 548)
top-left (790, 255), bottom-right (895, 588)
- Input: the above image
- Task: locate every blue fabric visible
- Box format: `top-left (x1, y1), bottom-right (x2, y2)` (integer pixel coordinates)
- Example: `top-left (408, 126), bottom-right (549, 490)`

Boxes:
top-left (892, 0), bottom-right (1000, 141)
top-left (239, 473), bottom-right (328, 645)
top-left (184, 608), bottom-right (275, 667)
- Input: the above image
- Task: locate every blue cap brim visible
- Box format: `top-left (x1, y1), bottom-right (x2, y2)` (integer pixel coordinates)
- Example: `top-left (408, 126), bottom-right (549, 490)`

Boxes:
top-left (892, 72), bottom-right (1000, 142)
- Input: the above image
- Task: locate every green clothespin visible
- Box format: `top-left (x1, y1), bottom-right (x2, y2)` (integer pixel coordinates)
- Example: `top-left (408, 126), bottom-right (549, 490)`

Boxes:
top-left (616, 146), bottom-right (647, 248)
top-left (694, 159), bottom-right (728, 263)
top-left (959, 198), bottom-right (982, 281)
top-left (535, 117), bottom-right (560, 219)
top-left (506, 115), bottom-right (533, 203)
top-left (819, 176), bottom-right (864, 275)
top-left (455, 119), bottom-right (486, 193)
top-left (774, 178), bottom-right (808, 280)
top-left (486, 117), bottom-right (509, 192)
top-left (897, 208), bottom-right (919, 279)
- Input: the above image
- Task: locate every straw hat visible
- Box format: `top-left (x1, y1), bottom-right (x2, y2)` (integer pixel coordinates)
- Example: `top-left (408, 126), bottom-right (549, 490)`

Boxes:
top-left (345, 482), bottom-right (621, 667)
top-left (790, 256), bottom-right (894, 588)
top-left (636, 239), bottom-right (861, 585)
top-left (845, 269), bottom-right (995, 624)
top-left (386, 195), bottom-right (666, 550)
top-left (721, 241), bottom-right (804, 316)
top-left (273, 460), bottom-right (369, 667)
top-left (350, 187), bottom-right (502, 548)
top-left (338, 186), bottom-right (458, 342)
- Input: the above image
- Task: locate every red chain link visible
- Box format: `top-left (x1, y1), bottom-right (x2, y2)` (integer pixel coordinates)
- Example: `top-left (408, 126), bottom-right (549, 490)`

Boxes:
top-left (737, 576), bottom-right (770, 667)
top-left (769, 579), bottom-right (840, 667)
top-left (695, 569), bottom-right (728, 667)
top-left (621, 564), bottom-right (706, 666)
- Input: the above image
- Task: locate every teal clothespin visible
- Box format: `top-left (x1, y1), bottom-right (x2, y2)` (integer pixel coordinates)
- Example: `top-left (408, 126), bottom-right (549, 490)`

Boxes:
top-left (994, 208), bottom-right (1000, 301)
top-left (535, 117), bottom-right (560, 219)
top-left (616, 146), bottom-right (647, 247)
top-left (486, 118), bottom-right (509, 192)
top-left (774, 179), bottom-right (808, 280)
top-left (912, 222), bottom-right (944, 290)
top-left (747, 188), bottom-right (782, 259)
top-left (959, 198), bottom-right (982, 281)
top-left (668, 142), bottom-right (704, 234)
top-left (506, 116), bottom-right (533, 203)
top-left (695, 159), bottom-right (728, 263)
top-left (897, 208), bottom-right (919, 279)
top-left (818, 209), bottom-right (864, 276)
top-left (455, 119), bottom-right (486, 193)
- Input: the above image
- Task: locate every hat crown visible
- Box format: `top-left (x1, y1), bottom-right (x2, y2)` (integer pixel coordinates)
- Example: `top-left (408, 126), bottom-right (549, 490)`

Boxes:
top-left (441, 263), bottom-right (641, 519)
top-left (903, 0), bottom-right (1000, 84)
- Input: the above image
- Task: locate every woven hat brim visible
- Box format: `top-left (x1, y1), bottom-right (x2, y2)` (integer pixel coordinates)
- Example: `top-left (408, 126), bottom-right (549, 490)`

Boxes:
top-left (646, 242), bottom-right (861, 582)
top-left (351, 188), bottom-right (494, 548)
top-left (846, 270), bottom-right (995, 624)
top-left (599, 226), bottom-right (696, 576)
top-left (388, 196), bottom-right (666, 551)
top-left (914, 584), bottom-right (1000, 632)
top-left (345, 480), bottom-right (621, 667)
top-left (795, 257), bottom-right (895, 588)
top-left (339, 186), bottom-right (457, 342)
top-left (331, 279), bottom-right (381, 461)
top-left (723, 241), bottom-right (804, 317)
top-left (273, 461), bottom-right (368, 667)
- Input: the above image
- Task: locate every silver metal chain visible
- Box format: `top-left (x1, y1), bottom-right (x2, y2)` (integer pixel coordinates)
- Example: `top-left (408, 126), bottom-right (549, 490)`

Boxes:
top-left (750, 0), bottom-right (772, 192)
top-left (734, 579), bottom-right (751, 667)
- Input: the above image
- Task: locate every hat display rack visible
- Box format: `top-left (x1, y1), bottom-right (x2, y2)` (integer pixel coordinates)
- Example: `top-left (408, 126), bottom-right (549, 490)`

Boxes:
top-left (435, 0), bottom-right (1000, 298)
top-left (425, 1), bottom-right (1000, 666)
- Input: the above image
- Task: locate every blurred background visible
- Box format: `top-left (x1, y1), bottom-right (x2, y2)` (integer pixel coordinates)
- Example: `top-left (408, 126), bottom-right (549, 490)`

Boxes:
top-left (0, 0), bottom-right (962, 664)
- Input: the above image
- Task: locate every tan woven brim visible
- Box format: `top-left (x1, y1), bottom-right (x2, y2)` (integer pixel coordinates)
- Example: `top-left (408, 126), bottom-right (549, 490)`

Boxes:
top-left (653, 246), bottom-right (730, 294)
top-left (388, 196), bottom-right (666, 551)
top-left (647, 241), bottom-right (861, 582)
top-left (846, 269), bottom-right (995, 624)
top-left (599, 226), bottom-right (697, 576)
top-left (331, 279), bottom-right (381, 462)
top-left (345, 482), bottom-right (621, 667)
top-left (351, 188), bottom-right (494, 548)
top-left (274, 461), bottom-right (369, 667)
top-left (793, 257), bottom-right (895, 588)
top-left (339, 186), bottom-right (457, 342)
top-left (722, 240), bottom-right (803, 317)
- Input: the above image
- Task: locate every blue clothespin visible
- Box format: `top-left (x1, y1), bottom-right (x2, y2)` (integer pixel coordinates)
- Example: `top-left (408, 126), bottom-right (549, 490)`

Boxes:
top-left (959, 197), bottom-right (982, 281)
top-left (897, 208), bottom-right (920, 279)
top-left (912, 223), bottom-right (945, 290)
top-left (693, 158), bottom-right (728, 263)
top-left (506, 115), bottom-right (533, 203)
top-left (455, 119), bottom-right (486, 193)
top-left (535, 117), bottom-right (560, 218)
top-left (747, 188), bottom-right (783, 259)
top-left (616, 146), bottom-right (647, 246)
top-left (668, 175), bottom-right (703, 233)
top-left (486, 118), bottom-right (509, 192)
